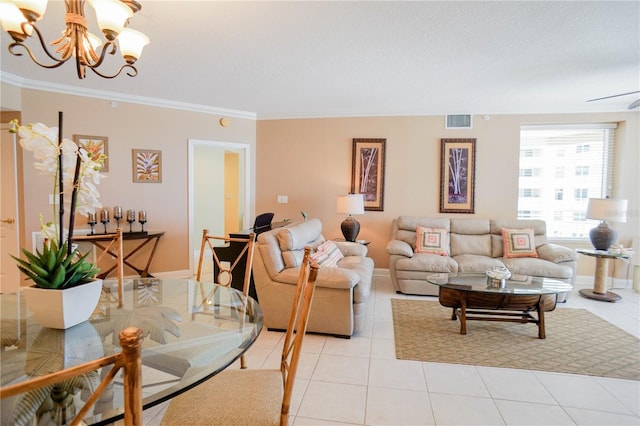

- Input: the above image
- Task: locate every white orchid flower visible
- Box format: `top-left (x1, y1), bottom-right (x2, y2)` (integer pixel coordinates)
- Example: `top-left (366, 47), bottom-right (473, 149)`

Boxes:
top-left (15, 120), bottom-right (107, 247)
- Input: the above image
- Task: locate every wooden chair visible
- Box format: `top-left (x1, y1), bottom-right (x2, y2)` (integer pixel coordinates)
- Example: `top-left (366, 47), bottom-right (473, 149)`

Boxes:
top-left (0, 327), bottom-right (143, 426)
top-left (196, 229), bottom-right (256, 294)
top-left (195, 229), bottom-right (256, 368)
top-left (161, 247), bottom-right (320, 426)
top-left (73, 228), bottom-right (125, 307)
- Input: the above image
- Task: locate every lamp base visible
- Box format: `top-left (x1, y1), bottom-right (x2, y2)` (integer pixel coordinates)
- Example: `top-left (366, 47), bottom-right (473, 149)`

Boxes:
top-left (589, 221), bottom-right (617, 251)
top-left (341, 216), bottom-right (360, 242)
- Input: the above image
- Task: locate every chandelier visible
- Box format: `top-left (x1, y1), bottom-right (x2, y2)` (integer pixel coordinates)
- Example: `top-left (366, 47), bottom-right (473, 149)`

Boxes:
top-left (0, 0), bottom-right (149, 79)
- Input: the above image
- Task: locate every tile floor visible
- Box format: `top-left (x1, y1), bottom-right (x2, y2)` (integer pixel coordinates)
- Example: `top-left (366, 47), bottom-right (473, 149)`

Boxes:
top-left (144, 273), bottom-right (640, 426)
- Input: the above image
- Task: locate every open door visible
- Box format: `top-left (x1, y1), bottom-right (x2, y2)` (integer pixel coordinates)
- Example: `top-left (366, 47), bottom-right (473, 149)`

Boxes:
top-left (188, 139), bottom-right (251, 276)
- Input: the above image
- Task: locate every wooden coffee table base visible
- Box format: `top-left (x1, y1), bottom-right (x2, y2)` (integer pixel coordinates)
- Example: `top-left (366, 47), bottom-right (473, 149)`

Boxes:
top-left (439, 287), bottom-right (557, 339)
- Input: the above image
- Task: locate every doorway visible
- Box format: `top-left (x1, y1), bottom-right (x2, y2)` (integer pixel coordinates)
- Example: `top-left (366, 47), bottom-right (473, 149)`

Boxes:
top-left (188, 139), bottom-right (251, 275)
top-left (1, 123), bottom-right (21, 293)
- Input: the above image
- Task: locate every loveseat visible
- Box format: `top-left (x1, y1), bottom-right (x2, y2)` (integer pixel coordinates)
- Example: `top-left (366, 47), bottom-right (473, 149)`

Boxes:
top-left (252, 218), bottom-right (374, 337)
top-left (387, 216), bottom-right (578, 297)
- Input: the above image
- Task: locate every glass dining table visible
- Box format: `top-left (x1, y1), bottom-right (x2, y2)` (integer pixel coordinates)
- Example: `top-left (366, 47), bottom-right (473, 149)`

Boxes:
top-left (0, 278), bottom-right (263, 425)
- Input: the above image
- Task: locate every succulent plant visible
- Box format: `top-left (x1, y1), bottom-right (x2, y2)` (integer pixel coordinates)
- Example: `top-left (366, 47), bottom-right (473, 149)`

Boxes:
top-left (13, 239), bottom-right (100, 289)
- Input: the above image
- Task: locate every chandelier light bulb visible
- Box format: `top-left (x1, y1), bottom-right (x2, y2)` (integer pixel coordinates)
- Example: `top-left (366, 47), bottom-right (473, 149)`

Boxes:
top-left (89, 0), bottom-right (133, 40)
top-left (13, 0), bottom-right (48, 21)
top-left (0, 2), bottom-right (33, 39)
top-left (117, 28), bottom-right (148, 63)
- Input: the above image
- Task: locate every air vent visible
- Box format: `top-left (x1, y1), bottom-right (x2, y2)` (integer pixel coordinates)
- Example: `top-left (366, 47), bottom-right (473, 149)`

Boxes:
top-left (445, 114), bottom-right (472, 129)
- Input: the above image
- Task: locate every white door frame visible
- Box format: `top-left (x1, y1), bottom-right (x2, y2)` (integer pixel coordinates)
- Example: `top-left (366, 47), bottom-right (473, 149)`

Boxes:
top-left (188, 138), bottom-right (251, 276)
top-left (1, 123), bottom-right (21, 293)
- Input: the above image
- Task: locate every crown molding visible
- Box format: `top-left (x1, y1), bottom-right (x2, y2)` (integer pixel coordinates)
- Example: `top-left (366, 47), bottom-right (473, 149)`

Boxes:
top-left (0, 71), bottom-right (256, 120)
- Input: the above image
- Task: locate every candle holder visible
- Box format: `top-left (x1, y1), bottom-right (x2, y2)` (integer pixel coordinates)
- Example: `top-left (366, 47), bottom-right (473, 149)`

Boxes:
top-left (87, 212), bottom-right (97, 235)
top-left (100, 208), bottom-right (110, 234)
top-left (126, 209), bottom-right (135, 233)
top-left (113, 206), bottom-right (123, 229)
top-left (138, 210), bottom-right (147, 233)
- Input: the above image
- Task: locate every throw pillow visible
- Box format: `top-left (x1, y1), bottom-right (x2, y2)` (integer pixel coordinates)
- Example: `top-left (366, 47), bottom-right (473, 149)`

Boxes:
top-left (502, 228), bottom-right (539, 258)
top-left (310, 240), bottom-right (344, 267)
top-left (415, 227), bottom-right (449, 256)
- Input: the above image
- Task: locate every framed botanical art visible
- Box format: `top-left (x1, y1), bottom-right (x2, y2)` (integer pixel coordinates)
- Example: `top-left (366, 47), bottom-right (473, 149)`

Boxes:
top-left (73, 134), bottom-right (109, 172)
top-left (351, 138), bottom-right (386, 211)
top-left (132, 149), bottom-right (162, 183)
top-left (440, 138), bottom-right (476, 213)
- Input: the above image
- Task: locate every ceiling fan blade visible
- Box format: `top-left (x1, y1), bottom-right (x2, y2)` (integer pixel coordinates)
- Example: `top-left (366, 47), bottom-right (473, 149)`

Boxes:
top-left (628, 99), bottom-right (640, 110)
top-left (587, 91), bottom-right (640, 102)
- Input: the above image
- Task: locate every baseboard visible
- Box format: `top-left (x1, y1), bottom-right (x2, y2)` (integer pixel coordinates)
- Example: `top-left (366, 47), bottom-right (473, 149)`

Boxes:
top-left (373, 268), bottom-right (390, 277)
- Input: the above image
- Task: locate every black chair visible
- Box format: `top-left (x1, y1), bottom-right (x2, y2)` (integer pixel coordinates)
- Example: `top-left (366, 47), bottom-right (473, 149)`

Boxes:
top-left (252, 212), bottom-right (274, 235)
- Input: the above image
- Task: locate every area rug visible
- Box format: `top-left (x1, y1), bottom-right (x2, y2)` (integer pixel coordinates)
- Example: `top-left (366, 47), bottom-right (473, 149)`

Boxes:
top-left (391, 299), bottom-right (640, 381)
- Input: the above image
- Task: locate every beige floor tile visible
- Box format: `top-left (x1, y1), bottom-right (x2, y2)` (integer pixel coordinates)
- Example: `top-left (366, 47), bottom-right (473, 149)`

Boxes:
top-left (322, 335), bottom-right (372, 358)
top-left (535, 372), bottom-right (633, 415)
top-left (423, 362), bottom-right (490, 397)
top-left (297, 381), bottom-right (367, 424)
top-left (365, 386), bottom-right (434, 425)
top-left (312, 353), bottom-right (369, 385)
top-left (368, 358), bottom-right (427, 391)
top-left (564, 406), bottom-right (640, 425)
top-left (493, 399), bottom-right (575, 425)
top-left (477, 366), bottom-right (557, 404)
top-left (370, 337), bottom-right (396, 360)
top-left (430, 393), bottom-right (505, 426)
top-left (594, 377), bottom-right (640, 417)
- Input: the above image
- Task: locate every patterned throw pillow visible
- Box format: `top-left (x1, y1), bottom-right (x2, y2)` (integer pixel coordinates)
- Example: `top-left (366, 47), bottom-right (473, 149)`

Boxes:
top-left (415, 227), bottom-right (449, 256)
top-left (502, 228), bottom-right (539, 258)
top-left (310, 240), bottom-right (344, 267)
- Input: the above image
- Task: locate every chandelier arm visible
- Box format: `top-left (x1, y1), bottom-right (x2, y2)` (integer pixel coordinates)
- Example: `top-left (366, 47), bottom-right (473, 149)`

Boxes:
top-left (20, 24), bottom-right (71, 65)
top-left (89, 63), bottom-right (138, 79)
top-left (89, 41), bottom-right (118, 69)
top-left (8, 42), bottom-right (67, 69)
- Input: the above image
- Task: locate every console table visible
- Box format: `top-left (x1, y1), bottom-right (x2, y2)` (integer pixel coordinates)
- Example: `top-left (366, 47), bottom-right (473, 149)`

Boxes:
top-left (73, 232), bottom-right (164, 279)
top-left (576, 249), bottom-right (631, 302)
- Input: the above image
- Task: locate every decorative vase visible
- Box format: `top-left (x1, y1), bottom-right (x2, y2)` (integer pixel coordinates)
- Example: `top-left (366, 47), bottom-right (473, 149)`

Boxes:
top-left (22, 279), bottom-right (103, 330)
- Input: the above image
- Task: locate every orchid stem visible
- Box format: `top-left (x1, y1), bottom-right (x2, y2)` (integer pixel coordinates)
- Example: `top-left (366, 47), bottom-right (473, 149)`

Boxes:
top-left (57, 111), bottom-right (64, 246)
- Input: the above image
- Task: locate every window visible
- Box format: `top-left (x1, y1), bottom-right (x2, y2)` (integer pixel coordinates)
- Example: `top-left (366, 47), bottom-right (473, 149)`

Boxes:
top-left (574, 188), bottom-right (588, 200)
top-left (575, 166), bottom-right (589, 176)
top-left (554, 189), bottom-right (563, 201)
top-left (518, 123), bottom-right (617, 239)
top-left (576, 144), bottom-right (590, 154)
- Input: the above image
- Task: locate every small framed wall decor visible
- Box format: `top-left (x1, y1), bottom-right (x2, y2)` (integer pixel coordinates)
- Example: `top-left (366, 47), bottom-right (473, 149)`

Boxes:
top-left (74, 134), bottom-right (109, 172)
top-left (440, 138), bottom-right (476, 213)
top-left (351, 138), bottom-right (386, 211)
top-left (132, 149), bottom-right (162, 183)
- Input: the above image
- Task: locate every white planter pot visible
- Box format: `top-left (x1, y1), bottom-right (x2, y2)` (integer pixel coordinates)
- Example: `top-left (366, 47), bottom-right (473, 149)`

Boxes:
top-left (22, 279), bottom-right (103, 329)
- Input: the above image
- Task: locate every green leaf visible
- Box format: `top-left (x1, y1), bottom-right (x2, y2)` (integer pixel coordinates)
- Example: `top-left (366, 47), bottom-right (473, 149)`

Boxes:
top-left (50, 265), bottom-right (66, 289)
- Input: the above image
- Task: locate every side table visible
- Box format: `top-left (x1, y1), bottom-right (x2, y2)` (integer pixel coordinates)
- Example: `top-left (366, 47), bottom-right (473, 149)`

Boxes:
top-left (576, 249), bottom-right (631, 302)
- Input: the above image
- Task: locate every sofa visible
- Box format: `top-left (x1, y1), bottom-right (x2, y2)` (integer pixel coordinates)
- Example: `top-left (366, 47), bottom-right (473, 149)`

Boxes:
top-left (252, 218), bottom-right (374, 337)
top-left (387, 216), bottom-right (578, 297)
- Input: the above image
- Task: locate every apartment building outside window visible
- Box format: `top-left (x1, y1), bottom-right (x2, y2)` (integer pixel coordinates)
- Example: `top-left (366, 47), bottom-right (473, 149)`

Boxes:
top-left (518, 124), bottom-right (617, 239)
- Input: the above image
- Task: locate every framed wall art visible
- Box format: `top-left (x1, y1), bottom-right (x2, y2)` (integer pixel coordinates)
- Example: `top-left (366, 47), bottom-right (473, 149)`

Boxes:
top-left (351, 138), bottom-right (386, 211)
top-left (73, 134), bottom-right (109, 172)
top-left (440, 138), bottom-right (476, 213)
top-left (132, 149), bottom-right (162, 183)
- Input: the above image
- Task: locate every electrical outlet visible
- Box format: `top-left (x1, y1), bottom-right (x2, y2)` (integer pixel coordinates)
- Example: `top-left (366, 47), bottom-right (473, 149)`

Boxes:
top-left (277, 195), bottom-right (288, 204)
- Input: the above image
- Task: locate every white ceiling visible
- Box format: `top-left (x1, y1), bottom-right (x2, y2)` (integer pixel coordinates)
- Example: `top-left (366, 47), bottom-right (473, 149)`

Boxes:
top-left (1, 1), bottom-right (639, 119)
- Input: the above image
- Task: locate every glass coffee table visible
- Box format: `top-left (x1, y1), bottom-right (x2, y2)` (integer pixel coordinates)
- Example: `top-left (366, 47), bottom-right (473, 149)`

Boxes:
top-left (426, 273), bottom-right (573, 339)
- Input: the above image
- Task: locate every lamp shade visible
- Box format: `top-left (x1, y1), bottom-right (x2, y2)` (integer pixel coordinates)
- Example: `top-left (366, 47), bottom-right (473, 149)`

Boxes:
top-left (336, 194), bottom-right (365, 215)
top-left (586, 198), bottom-right (627, 223)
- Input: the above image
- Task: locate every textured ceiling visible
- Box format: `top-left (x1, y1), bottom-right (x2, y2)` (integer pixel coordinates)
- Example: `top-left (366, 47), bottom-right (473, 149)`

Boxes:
top-left (1, 1), bottom-right (639, 119)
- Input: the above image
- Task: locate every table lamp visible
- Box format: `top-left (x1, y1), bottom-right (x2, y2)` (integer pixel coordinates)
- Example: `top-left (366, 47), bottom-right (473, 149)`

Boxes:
top-left (337, 194), bottom-right (365, 242)
top-left (586, 198), bottom-right (627, 250)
